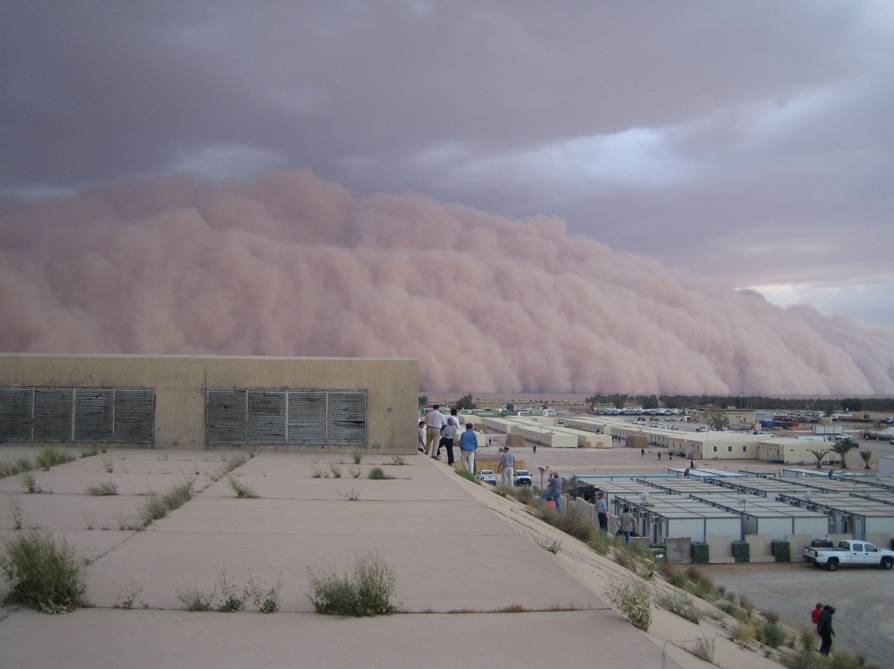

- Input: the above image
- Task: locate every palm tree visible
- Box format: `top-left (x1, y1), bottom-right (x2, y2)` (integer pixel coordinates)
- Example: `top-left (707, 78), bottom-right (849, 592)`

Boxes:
top-left (859, 449), bottom-right (873, 472)
top-left (831, 439), bottom-right (857, 469)
top-left (808, 448), bottom-right (830, 470)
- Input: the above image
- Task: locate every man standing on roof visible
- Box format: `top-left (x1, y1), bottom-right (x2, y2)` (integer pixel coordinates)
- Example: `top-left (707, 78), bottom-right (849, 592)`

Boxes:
top-left (424, 405), bottom-right (446, 457)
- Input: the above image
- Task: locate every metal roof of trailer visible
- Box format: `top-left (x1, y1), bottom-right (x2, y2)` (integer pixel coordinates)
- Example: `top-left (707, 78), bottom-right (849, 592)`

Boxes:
top-left (587, 481), bottom-right (659, 495)
top-left (612, 493), bottom-right (741, 520)
top-left (775, 492), bottom-right (894, 517)
top-left (847, 489), bottom-right (894, 505)
top-left (688, 493), bottom-right (828, 519)
top-left (789, 478), bottom-right (889, 494)
top-left (711, 477), bottom-right (814, 496)
top-left (639, 478), bottom-right (727, 494)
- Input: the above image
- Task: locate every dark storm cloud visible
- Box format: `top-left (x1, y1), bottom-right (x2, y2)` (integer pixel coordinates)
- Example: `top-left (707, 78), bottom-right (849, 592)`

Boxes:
top-left (1, 0), bottom-right (892, 324)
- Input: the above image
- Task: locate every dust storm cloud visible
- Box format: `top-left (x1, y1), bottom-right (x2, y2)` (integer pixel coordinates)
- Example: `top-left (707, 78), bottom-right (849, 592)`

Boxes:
top-left (1, 170), bottom-right (892, 395)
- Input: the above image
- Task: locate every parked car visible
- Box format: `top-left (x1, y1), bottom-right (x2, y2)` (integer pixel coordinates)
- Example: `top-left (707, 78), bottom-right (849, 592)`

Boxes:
top-left (477, 469), bottom-right (497, 485)
top-left (803, 540), bottom-right (894, 571)
top-left (513, 469), bottom-right (533, 486)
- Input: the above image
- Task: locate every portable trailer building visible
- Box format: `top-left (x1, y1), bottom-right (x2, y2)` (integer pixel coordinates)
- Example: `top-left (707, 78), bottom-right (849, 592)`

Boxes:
top-left (509, 423), bottom-right (578, 448)
top-left (639, 478), bottom-right (727, 496)
top-left (788, 478), bottom-right (890, 495)
top-left (564, 417), bottom-right (607, 434)
top-left (609, 493), bottom-right (742, 544)
top-left (569, 480), bottom-right (660, 506)
top-left (510, 418), bottom-right (611, 448)
top-left (847, 488), bottom-right (894, 505)
top-left (711, 477), bottom-right (813, 498)
top-left (481, 417), bottom-right (515, 434)
top-left (688, 492), bottom-right (829, 540)
top-left (775, 492), bottom-right (894, 541)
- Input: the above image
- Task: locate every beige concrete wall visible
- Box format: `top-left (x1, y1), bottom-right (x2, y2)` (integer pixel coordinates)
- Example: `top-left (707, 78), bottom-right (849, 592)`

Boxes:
top-left (0, 354), bottom-right (418, 452)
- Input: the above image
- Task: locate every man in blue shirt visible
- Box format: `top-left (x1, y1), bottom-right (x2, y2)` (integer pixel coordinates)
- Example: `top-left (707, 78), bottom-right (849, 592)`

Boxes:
top-left (459, 423), bottom-right (478, 474)
top-left (543, 472), bottom-right (562, 511)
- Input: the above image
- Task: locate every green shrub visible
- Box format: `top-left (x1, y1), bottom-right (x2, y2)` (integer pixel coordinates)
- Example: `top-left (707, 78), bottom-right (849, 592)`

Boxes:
top-left (763, 609), bottom-right (780, 624)
top-left (228, 477), bottom-right (258, 499)
top-left (351, 451), bottom-right (363, 465)
top-left (587, 530), bottom-right (612, 555)
top-left (659, 563), bottom-right (688, 588)
top-left (548, 506), bottom-right (593, 542)
top-left (739, 594), bottom-right (754, 613)
top-left (350, 466), bottom-right (361, 479)
top-left (510, 486), bottom-right (534, 505)
top-left (1, 458), bottom-right (33, 479)
top-left (732, 621), bottom-right (756, 645)
top-left (613, 543), bottom-right (656, 580)
top-left (247, 577), bottom-right (281, 614)
top-left (0, 531), bottom-right (86, 613)
top-left (760, 621), bottom-right (787, 648)
top-left (309, 553), bottom-right (396, 616)
top-left (656, 590), bottom-right (703, 624)
top-left (607, 580), bottom-right (651, 631)
top-left (8, 498), bottom-right (23, 530)
top-left (368, 467), bottom-right (390, 480)
top-left (86, 481), bottom-right (118, 496)
top-left (330, 464), bottom-right (342, 479)
top-left (35, 448), bottom-right (76, 471)
top-left (80, 446), bottom-right (99, 458)
top-left (162, 480), bottom-right (194, 510)
top-left (389, 456), bottom-right (406, 466)
top-left (214, 455), bottom-right (247, 480)
top-left (454, 468), bottom-right (477, 483)
top-left (140, 495), bottom-right (169, 524)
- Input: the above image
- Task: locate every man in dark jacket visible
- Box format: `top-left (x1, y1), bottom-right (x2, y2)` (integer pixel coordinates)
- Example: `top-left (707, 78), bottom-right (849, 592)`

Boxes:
top-left (817, 605), bottom-right (835, 656)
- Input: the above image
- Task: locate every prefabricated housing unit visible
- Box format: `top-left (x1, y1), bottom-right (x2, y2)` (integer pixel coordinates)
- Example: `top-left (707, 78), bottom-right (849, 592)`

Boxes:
top-left (689, 492), bottom-right (829, 540)
top-left (609, 492), bottom-right (742, 544)
top-left (775, 492), bottom-right (894, 542)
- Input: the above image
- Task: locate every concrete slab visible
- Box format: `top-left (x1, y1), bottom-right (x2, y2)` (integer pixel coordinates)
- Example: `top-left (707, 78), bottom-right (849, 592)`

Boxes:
top-left (745, 534), bottom-right (773, 559)
top-left (0, 608), bottom-right (682, 669)
top-left (0, 492), bottom-right (145, 530)
top-left (705, 536), bottom-right (734, 564)
top-left (786, 534), bottom-right (811, 562)
top-left (85, 528), bottom-right (599, 612)
top-left (665, 537), bottom-right (692, 564)
top-left (0, 471), bottom-right (207, 496)
top-left (199, 475), bottom-right (467, 501)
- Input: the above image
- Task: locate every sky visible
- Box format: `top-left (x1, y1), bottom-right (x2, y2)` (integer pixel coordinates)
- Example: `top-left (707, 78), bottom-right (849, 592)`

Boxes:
top-left (1, 1), bottom-right (893, 394)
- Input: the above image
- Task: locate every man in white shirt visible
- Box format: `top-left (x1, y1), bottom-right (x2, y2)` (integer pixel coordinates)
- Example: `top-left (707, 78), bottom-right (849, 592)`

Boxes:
top-left (424, 405), bottom-right (446, 457)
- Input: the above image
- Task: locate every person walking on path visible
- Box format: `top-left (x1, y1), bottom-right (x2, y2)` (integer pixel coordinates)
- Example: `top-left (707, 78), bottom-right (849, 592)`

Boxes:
top-left (640, 448), bottom-right (644, 457)
top-left (424, 405), bottom-right (446, 457)
top-left (811, 602), bottom-right (823, 630)
top-left (817, 605), bottom-right (835, 656)
top-left (543, 472), bottom-right (562, 511)
top-left (417, 420), bottom-right (426, 453)
top-left (459, 423), bottom-right (478, 474)
top-left (498, 446), bottom-right (516, 487)
top-left (595, 492), bottom-right (609, 532)
top-left (620, 506), bottom-right (635, 545)
top-left (439, 410), bottom-right (459, 465)
top-left (532, 443), bottom-right (537, 455)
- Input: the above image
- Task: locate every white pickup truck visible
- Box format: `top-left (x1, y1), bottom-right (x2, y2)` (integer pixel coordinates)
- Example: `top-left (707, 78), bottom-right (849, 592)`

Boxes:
top-left (803, 540), bottom-right (894, 571)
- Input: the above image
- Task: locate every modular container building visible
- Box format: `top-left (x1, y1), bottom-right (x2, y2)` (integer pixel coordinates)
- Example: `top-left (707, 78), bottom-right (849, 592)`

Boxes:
top-left (640, 478), bottom-right (727, 496)
top-left (509, 423), bottom-right (578, 449)
top-left (564, 417), bottom-right (607, 434)
top-left (481, 417), bottom-right (515, 434)
top-left (608, 493), bottom-right (742, 544)
top-left (775, 492), bottom-right (894, 541)
top-left (788, 478), bottom-right (890, 495)
top-left (711, 477), bottom-right (813, 498)
top-left (847, 489), bottom-right (894, 505)
top-left (689, 492), bottom-right (829, 539)
top-left (509, 417), bottom-right (611, 448)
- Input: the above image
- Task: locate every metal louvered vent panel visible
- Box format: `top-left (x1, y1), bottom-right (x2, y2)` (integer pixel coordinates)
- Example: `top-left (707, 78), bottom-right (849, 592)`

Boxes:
top-left (247, 391), bottom-right (285, 442)
top-left (114, 390), bottom-right (154, 444)
top-left (0, 388), bottom-right (32, 441)
top-left (75, 390), bottom-right (114, 441)
top-left (287, 392), bottom-right (327, 444)
top-left (34, 388), bottom-right (73, 441)
top-left (326, 392), bottom-right (367, 446)
top-left (206, 390), bottom-right (247, 444)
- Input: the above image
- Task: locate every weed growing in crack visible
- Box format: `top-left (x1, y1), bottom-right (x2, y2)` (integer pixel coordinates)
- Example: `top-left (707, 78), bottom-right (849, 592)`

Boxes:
top-left (100, 456), bottom-right (114, 474)
top-left (0, 531), bottom-right (87, 613)
top-left (311, 465), bottom-right (323, 479)
top-left (21, 472), bottom-right (41, 494)
top-left (351, 451), bottom-right (363, 465)
top-left (86, 481), bottom-right (118, 496)
top-left (176, 584), bottom-right (216, 611)
top-left (8, 498), bottom-right (23, 530)
top-left (228, 477), bottom-right (259, 499)
top-left (390, 456), bottom-right (406, 466)
top-left (113, 581), bottom-right (145, 610)
top-left (330, 464), bottom-right (343, 479)
top-left (35, 448), bottom-right (76, 471)
top-left (689, 637), bottom-right (715, 664)
top-left (656, 590), bottom-right (703, 625)
top-left (607, 580), bottom-right (651, 631)
top-left (308, 552), bottom-right (396, 617)
top-left (341, 489), bottom-right (360, 501)
top-left (536, 538), bottom-right (562, 554)
top-left (350, 466), bottom-right (362, 479)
